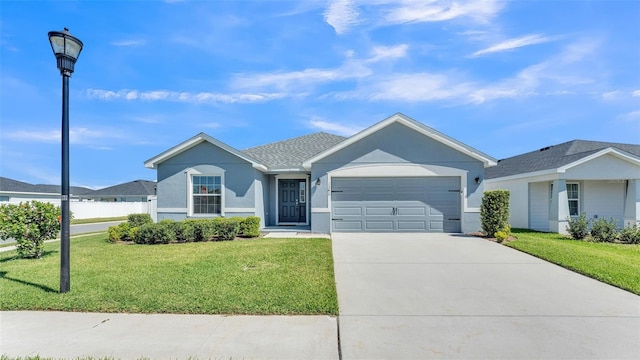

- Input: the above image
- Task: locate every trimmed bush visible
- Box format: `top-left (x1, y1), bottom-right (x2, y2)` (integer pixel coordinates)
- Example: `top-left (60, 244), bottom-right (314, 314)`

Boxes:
top-left (240, 216), bottom-right (261, 238)
top-left (619, 224), bottom-right (640, 244)
top-left (566, 213), bottom-right (589, 240)
top-left (134, 222), bottom-right (175, 244)
top-left (128, 213), bottom-right (153, 227)
top-left (175, 220), bottom-right (197, 243)
top-left (213, 217), bottom-right (241, 241)
top-left (0, 201), bottom-right (61, 258)
top-left (480, 190), bottom-right (510, 238)
top-left (590, 217), bottom-right (618, 243)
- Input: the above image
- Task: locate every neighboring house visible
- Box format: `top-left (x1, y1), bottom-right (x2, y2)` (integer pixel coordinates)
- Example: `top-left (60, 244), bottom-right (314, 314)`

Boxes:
top-left (86, 180), bottom-right (157, 202)
top-left (0, 176), bottom-right (93, 203)
top-left (144, 113), bottom-right (497, 233)
top-left (485, 140), bottom-right (640, 234)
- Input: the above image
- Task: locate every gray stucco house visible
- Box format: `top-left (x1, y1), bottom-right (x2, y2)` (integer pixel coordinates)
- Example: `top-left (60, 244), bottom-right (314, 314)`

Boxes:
top-left (485, 140), bottom-right (640, 234)
top-left (144, 113), bottom-right (497, 233)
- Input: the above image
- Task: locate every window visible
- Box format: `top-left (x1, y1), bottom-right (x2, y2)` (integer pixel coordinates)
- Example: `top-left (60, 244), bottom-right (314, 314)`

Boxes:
top-left (192, 175), bottom-right (221, 215)
top-left (567, 183), bottom-right (579, 216)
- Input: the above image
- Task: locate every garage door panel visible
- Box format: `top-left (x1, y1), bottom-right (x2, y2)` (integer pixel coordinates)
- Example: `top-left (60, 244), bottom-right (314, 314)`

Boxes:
top-left (334, 207), bottom-right (362, 216)
top-left (365, 221), bottom-right (395, 231)
top-left (331, 177), bottom-right (460, 232)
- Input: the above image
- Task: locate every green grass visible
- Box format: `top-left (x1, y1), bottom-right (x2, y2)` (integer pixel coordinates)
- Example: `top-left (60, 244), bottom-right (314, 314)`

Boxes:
top-left (71, 216), bottom-right (127, 225)
top-left (507, 229), bottom-right (640, 295)
top-left (0, 234), bottom-right (338, 315)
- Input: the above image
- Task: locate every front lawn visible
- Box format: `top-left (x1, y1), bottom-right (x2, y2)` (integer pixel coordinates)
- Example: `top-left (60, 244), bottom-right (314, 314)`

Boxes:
top-left (0, 234), bottom-right (338, 315)
top-left (507, 229), bottom-right (640, 295)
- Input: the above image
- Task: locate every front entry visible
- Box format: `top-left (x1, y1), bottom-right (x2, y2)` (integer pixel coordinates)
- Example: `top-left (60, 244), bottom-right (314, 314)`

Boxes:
top-left (278, 179), bottom-right (307, 223)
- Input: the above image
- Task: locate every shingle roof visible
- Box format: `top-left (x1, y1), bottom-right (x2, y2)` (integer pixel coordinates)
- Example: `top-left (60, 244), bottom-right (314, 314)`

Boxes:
top-left (0, 177), bottom-right (94, 195)
top-left (485, 140), bottom-right (640, 179)
top-left (242, 132), bottom-right (347, 170)
top-left (91, 180), bottom-right (157, 196)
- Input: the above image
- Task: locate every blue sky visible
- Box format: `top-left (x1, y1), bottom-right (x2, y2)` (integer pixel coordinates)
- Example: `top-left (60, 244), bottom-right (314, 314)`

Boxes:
top-left (1, 0), bottom-right (639, 189)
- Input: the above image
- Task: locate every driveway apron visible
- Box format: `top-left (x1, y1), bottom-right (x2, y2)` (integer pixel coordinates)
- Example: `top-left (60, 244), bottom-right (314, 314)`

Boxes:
top-left (332, 233), bottom-right (640, 359)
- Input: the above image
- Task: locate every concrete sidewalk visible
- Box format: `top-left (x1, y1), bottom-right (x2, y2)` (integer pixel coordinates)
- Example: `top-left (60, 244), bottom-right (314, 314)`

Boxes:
top-left (0, 311), bottom-right (339, 359)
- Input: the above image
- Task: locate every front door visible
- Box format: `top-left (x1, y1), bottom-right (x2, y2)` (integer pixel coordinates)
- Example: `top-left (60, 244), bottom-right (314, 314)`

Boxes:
top-left (279, 179), bottom-right (306, 223)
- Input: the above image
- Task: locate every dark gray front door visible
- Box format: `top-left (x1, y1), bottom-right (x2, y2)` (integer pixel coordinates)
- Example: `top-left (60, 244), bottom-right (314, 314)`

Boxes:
top-left (279, 180), bottom-right (306, 223)
top-left (331, 177), bottom-right (461, 232)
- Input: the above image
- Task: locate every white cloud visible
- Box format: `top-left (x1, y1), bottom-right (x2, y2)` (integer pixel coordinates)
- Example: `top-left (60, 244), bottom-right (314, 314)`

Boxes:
top-left (111, 39), bottom-right (145, 47)
top-left (618, 110), bottom-right (640, 122)
top-left (324, 0), bottom-right (360, 34)
top-left (633, 90), bottom-right (640, 97)
top-left (382, 0), bottom-right (504, 25)
top-left (309, 118), bottom-right (363, 136)
top-left (5, 128), bottom-right (116, 145)
top-left (602, 90), bottom-right (622, 101)
top-left (367, 44), bottom-right (409, 63)
top-left (471, 34), bottom-right (555, 57)
top-left (86, 89), bottom-right (287, 104)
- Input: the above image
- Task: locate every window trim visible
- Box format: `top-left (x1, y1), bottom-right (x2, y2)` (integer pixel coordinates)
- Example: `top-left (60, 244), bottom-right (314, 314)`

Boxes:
top-left (567, 182), bottom-right (580, 217)
top-left (187, 170), bottom-right (225, 217)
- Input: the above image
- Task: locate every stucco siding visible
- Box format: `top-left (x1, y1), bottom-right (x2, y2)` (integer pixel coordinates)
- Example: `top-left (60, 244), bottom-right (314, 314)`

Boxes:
top-left (583, 181), bottom-right (625, 228)
top-left (565, 154), bottom-right (640, 180)
top-left (156, 142), bottom-right (258, 220)
top-left (485, 178), bottom-right (529, 229)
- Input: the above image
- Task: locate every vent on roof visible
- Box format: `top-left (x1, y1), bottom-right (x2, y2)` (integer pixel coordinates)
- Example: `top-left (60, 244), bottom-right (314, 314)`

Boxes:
top-left (497, 159), bottom-right (503, 163)
top-left (539, 146), bottom-right (551, 152)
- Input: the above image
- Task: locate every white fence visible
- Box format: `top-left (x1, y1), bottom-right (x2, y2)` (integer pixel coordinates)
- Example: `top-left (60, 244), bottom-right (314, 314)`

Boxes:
top-left (2, 200), bottom-right (150, 219)
top-left (71, 202), bottom-right (150, 219)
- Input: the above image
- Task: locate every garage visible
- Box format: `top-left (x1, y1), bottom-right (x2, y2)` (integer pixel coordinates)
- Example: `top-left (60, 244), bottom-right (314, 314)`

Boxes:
top-left (331, 177), bottom-right (461, 232)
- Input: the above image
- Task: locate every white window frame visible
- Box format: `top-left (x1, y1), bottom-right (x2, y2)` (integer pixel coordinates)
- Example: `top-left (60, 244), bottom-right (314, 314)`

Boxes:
top-left (567, 182), bottom-right (580, 217)
top-left (187, 171), bottom-right (225, 217)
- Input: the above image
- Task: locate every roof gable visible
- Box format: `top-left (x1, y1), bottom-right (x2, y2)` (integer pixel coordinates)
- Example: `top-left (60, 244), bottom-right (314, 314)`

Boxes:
top-left (303, 113), bottom-right (496, 169)
top-left (486, 140), bottom-right (640, 179)
top-left (144, 133), bottom-right (267, 171)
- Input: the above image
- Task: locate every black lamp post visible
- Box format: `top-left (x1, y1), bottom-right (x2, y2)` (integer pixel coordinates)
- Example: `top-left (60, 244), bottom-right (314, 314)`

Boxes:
top-left (48, 28), bottom-right (83, 293)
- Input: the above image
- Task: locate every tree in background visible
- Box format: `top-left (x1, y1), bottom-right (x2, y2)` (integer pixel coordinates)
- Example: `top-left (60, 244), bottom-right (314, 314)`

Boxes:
top-left (0, 201), bottom-right (61, 258)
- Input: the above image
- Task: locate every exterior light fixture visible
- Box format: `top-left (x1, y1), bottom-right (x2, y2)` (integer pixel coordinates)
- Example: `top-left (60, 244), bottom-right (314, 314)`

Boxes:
top-left (48, 28), bottom-right (83, 293)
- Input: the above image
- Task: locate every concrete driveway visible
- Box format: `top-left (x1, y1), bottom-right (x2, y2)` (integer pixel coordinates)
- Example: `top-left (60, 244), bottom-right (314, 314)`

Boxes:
top-left (332, 233), bottom-right (640, 359)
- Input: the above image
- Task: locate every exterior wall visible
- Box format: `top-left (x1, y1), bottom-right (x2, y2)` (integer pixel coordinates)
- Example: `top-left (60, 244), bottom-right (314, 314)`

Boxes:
top-left (310, 122), bottom-right (487, 233)
top-left (564, 154), bottom-right (640, 180)
top-left (156, 142), bottom-right (260, 221)
top-left (583, 180), bottom-right (625, 228)
top-left (485, 178), bottom-right (530, 230)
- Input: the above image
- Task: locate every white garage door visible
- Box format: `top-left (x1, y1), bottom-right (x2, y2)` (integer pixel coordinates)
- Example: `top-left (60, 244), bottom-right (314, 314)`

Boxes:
top-left (331, 177), bottom-right (461, 232)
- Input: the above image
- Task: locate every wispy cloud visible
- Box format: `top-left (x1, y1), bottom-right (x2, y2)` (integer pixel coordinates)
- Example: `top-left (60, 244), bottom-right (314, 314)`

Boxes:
top-left (601, 90), bottom-right (622, 101)
top-left (86, 89), bottom-right (287, 104)
top-left (5, 128), bottom-right (118, 145)
top-left (382, 0), bottom-right (504, 25)
top-left (617, 110), bottom-right (640, 122)
top-left (470, 34), bottom-right (556, 57)
top-left (367, 44), bottom-right (409, 63)
top-left (633, 90), bottom-right (640, 97)
top-left (111, 39), bottom-right (146, 47)
top-left (309, 118), bottom-right (363, 136)
top-left (324, 0), bottom-right (360, 34)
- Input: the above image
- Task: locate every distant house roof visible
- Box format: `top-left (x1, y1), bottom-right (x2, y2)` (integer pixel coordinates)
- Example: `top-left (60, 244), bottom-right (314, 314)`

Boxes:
top-left (0, 177), bottom-right (156, 198)
top-left (91, 180), bottom-right (157, 197)
top-left (242, 132), bottom-right (347, 170)
top-left (0, 177), bottom-right (93, 195)
top-left (485, 140), bottom-right (640, 179)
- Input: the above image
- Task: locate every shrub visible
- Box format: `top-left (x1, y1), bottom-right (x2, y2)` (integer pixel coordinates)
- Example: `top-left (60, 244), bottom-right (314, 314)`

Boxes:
top-left (619, 224), bottom-right (640, 244)
top-left (175, 220), bottom-right (197, 243)
top-left (590, 217), bottom-right (619, 243)
top-left (0, 201), bottom-right (61, 258)
top-left (134, 222), bottom-right (175, 244)
top-left (495, 231), bottom-right (508, 243)
top-left (193, 219), bottom-right (216, 242)
top-left (240, 216), bottom-right (261, 238)
top-left (128, 213), bottom-right (153, 227)
top-left (213, 217), bottom-right (241, 241)
top-left (480, 190), bottom-right (510, 238)
top-left (566, 213), bottom-right (589, 240)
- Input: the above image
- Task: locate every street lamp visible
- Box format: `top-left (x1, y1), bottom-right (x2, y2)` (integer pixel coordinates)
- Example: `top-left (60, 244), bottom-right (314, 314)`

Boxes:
top-left (48, 28), bottom-right (83, 293)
